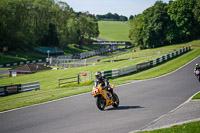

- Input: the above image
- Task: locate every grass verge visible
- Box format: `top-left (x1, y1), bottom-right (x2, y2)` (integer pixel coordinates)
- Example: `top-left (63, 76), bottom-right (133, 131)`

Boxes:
top-left (138, 121), bottom-right (200, 133)
top-left (193, 93), bottom-right (200, 99)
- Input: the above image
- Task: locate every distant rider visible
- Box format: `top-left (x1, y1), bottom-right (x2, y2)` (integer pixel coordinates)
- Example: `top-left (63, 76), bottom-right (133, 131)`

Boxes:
top-left (194, 63), bottom-right (200, 75)
top-left (94, 71), bottom-right (113, 95)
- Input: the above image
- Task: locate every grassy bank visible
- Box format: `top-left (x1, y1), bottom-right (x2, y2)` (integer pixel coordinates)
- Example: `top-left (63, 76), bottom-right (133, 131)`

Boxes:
top-left (98, 21), bottom-right (130, 41)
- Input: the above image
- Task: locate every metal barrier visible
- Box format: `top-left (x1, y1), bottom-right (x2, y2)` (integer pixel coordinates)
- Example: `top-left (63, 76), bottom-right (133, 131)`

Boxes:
top-left (0, 81), bottom-right (40, 96)
top-left (101, 46), bottom-right (191, 79)
top-left (20, 81), bottom-right (40, 92)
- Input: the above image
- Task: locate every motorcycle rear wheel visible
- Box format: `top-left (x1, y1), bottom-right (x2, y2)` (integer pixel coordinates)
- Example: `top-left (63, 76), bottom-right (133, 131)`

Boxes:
top-left (96, 96), bottom-right (106, 110)
top-left (112, 93), bottom-right (119, 107)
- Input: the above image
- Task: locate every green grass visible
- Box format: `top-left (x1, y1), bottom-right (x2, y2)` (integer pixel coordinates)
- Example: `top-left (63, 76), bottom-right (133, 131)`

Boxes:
top-left (193, 93), bottom-right (200, 99)
top-left (0, 40), bottom-right (199, 112)
top-left (63, 44), bottom-right (100, 55)
top-left (98, 21), bottom-right (130, 41)
top-left (138, 121), bottom-right (200, 133)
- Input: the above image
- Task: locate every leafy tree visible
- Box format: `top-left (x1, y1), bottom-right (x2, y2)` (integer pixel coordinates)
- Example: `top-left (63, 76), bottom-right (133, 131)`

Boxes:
top-left (0, 0), bottom-right (99, 51)
top-left (167, 0), bottom-right (198, 41)
top-left (129, 14), bottom-right (145, 48)
top-left (41, 23), bottom-right (59, 46)
top-left (96, 12), bottom-right (128, 21)
top-left (129, 0), bottom-right (200, 48)
top-left (129, 1), bottom-right (169, 48)
top-left (193, 0), bottom-right (200, 22)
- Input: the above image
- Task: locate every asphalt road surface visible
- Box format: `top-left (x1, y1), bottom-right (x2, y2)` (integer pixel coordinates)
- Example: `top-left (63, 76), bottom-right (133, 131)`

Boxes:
top-left (0, 56), bottom-right (200, 133)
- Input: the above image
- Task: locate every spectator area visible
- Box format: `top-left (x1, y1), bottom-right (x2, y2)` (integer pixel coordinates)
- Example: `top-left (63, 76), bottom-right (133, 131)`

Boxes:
top-left (35, 47), bottom-right (64, 55)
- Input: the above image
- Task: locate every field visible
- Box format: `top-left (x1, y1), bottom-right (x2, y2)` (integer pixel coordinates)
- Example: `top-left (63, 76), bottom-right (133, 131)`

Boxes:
top-left (98, 21), bottom-right (130, 41)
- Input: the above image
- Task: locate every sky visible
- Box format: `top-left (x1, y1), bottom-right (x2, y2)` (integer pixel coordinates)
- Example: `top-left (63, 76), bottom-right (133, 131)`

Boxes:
top-left (61, 0), bottom-right (171, 17)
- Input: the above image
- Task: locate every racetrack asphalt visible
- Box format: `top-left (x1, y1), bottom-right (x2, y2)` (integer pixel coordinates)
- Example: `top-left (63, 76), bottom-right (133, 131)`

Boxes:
top-left (0, 56), bottom-right (200, 133)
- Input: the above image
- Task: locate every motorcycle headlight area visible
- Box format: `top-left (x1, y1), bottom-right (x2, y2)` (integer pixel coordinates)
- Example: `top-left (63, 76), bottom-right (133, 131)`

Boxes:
top-left (93, 88), bottom-right (99, 94)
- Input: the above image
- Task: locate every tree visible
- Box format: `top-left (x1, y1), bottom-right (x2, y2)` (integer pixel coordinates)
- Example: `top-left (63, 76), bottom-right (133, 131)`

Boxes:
top-left (167, 0), bottom-right (197, 41)
top-left (0, 0), bottom-right (100, 51)
top-left (193, 0), bottom-right (200, 22)
top-left (129, 0), bottom-right (200, 48)
top-left (129, 1), bottom-right (169, 48)
top-left (129, 14), bottom-right (145, 48)
top-left (96, 12), bottom-right (128, 21)
top-left (41, 23), bottom-right (59, 46)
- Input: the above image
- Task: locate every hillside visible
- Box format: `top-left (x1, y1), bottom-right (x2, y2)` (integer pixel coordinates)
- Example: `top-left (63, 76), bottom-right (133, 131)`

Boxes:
top-left (98, 21), bottom-right (130, 41)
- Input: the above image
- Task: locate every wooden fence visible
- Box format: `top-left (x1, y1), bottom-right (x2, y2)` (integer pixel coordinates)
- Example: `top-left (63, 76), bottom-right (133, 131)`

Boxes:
top-left (58, 76), bottom-right (78, 87)
top-left (58, 72), bottom-right (92, 87)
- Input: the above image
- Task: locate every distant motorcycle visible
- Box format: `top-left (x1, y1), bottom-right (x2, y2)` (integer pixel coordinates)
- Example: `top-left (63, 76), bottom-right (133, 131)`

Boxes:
top-left (195, 69), bottom-right (200, 82)
top-left (92, 84), bottom-right (119, 110)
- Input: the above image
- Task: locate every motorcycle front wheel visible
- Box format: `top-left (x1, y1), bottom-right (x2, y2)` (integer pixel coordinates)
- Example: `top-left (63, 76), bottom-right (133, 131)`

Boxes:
top-left (96, 95), bottom-right (106, 110)
top-left (112, 93), bottom-right (119, 107)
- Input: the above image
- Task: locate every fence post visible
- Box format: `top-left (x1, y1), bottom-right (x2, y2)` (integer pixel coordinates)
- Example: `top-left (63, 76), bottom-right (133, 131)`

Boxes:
top-left (78, 73), bottom-right (80, 84)
top-left (58, 78), bottom-right (60, 87)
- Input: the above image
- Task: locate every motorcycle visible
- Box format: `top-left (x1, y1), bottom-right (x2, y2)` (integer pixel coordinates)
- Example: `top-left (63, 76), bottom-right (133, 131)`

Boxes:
top-left (92, 84), bottom-right (119, 110)
top-left (195, 69), bottom-right (200, 82)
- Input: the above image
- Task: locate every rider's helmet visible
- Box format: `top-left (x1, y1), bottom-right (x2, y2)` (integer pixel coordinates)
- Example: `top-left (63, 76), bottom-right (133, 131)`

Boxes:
top-left (95, 71), bottom-right (102, 80)
top-left (196, 63), bottom-right (199, 68)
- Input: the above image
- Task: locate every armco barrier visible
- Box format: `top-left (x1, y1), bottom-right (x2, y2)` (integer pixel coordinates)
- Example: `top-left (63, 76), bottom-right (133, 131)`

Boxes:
top-left (20, 81), bottom-right (40, 92)
top-left (101, 46), bottom-right (190, 79)
top-left (0, 81), bottom-right (40, 96)
top-left (102, 70), bottom-right (112, 79)
top-left (112, 69), bottom-right (119, 78)
top-left (137, 62), bottom-right (150, 71)
top-left (0, 59), bottom-right (44, 68)
top-left (118, 65), bottom-right (137, 76)
top-left (0, 84), bottom-right (21, 96)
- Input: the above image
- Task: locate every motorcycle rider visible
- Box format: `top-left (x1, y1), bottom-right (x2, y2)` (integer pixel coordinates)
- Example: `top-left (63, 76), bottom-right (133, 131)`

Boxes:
top-left (194, 63), bottom-right (200, 75)
top-left (94, 71), bottom-right (113, 95)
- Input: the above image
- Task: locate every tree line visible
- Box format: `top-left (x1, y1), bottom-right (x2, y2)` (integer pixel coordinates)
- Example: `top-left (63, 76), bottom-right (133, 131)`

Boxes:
top-left (96, 13), bottom-right (128, 21)
top-left (129, 0), bottom-right (200, 49)
top-left (0, 0), bottom-right (99, 51)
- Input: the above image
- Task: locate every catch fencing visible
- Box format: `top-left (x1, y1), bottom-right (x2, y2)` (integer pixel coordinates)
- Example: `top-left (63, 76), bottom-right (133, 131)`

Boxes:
top-left (102, 46), bottom-right (191, 79)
